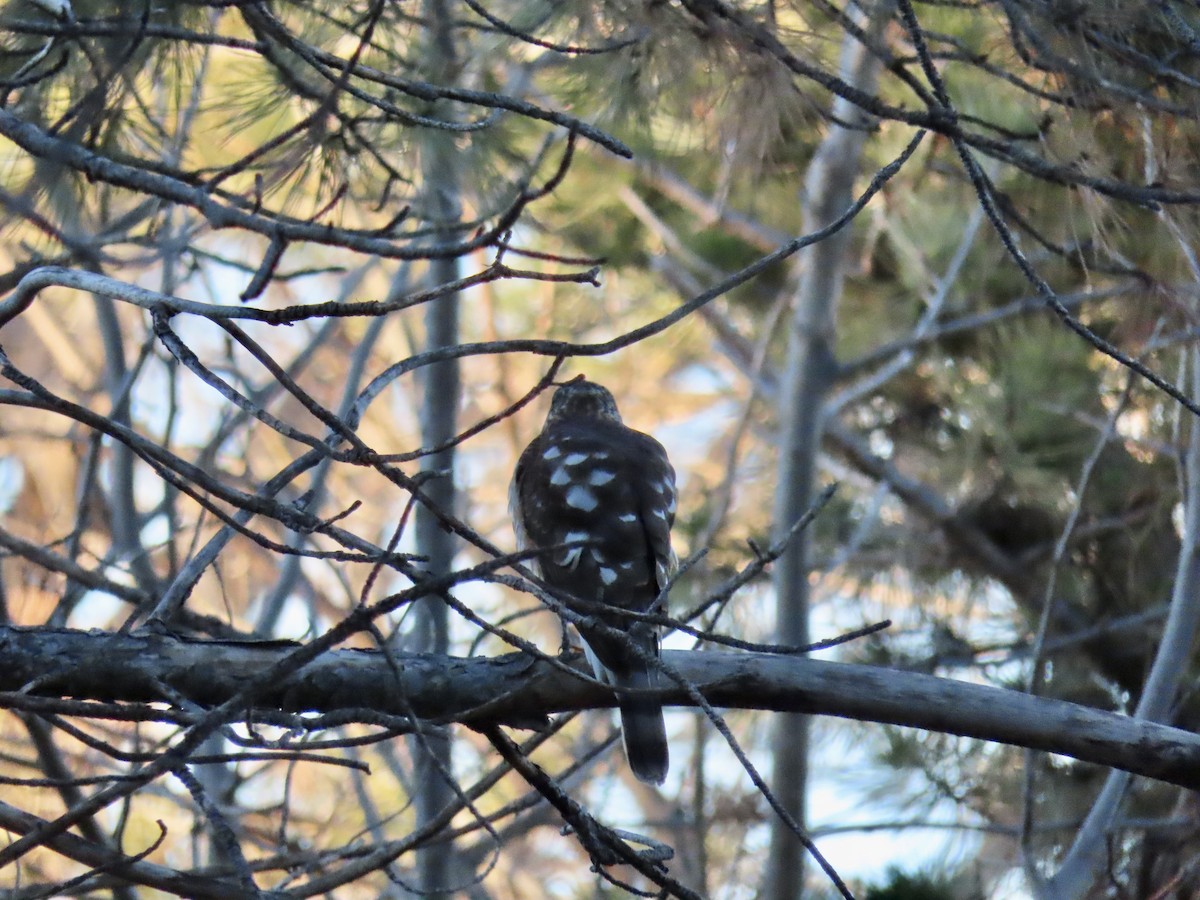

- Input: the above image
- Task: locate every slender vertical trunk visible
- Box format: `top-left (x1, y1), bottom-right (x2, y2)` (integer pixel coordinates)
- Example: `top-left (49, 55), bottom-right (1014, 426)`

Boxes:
top-left (763, 6), bottom-right (890, 896)
top-left (1038, 347), bottom-right (1200, 898)
top-left (410, 0), bottom-right (462, 894)
top-left (411, 251), bottom-right (459, 900)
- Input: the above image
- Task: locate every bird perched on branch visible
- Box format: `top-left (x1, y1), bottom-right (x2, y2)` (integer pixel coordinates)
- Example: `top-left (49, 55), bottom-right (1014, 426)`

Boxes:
top-left (510, 377), bottom-right (676, 784)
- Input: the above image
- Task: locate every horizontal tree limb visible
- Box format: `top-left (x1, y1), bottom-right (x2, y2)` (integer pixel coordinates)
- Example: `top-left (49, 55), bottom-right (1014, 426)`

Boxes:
top-left (2, 624), bottom-right (1197, 790)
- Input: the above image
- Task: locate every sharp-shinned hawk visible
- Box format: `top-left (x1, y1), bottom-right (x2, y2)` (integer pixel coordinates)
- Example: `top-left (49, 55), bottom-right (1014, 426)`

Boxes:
top-left (510, 377), bottom-right (676, 784)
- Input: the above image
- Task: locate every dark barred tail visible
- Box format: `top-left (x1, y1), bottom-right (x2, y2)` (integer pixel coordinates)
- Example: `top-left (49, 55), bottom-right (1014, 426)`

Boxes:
top-left (616, 669), bottom-right (669, 785)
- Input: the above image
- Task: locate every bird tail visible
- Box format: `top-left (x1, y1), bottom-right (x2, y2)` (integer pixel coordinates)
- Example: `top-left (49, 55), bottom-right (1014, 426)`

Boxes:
top-left (615, 668), bottom-right (669, 785)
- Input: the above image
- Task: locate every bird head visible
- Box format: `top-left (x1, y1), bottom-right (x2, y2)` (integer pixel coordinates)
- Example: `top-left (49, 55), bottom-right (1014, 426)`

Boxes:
top-left (546, 377), bottom-right (623, 424)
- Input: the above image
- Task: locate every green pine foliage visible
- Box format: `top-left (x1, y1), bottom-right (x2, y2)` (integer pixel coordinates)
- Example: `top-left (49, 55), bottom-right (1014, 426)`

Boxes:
top-left (865, 866), bottom-right (968, 900)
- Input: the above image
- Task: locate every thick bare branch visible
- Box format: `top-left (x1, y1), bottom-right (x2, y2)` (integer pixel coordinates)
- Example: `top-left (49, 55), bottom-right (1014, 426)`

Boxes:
top-left (3, 625), bottom-right (1200, 791)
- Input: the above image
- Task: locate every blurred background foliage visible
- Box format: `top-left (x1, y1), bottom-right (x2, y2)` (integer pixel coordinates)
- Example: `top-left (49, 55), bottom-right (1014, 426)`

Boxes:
top-left (1, 0), bottom-right (1200, 896)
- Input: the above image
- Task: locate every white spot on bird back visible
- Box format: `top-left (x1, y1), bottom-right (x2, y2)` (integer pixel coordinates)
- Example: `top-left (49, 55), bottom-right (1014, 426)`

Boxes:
top-left (556, 531), bottom-right (589, 569)
top-left (550, 467), bottom-right (571, 486)
top-left (556, 547), bottom-right (583, 568)
top-left (618, 512), bottom-right (637, 523)
top-left (589, 469), bottom-right (615, 486)
top-left (566, 486), bottom-right (598, 511)
top-left (599, 567), bottom-right (617, 585)
top-left (543, 445), bottom-right (562, 460)
top-left (564, 452), bottom-right (589, 465)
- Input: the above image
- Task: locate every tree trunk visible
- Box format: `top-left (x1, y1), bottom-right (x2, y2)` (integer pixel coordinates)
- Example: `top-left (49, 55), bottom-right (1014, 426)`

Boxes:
top-left (411, 0), bottom-right (463, 894)
top-left (764, 4), bottom-right (891, 896)
top-left (1038, 345), bottom-right (1200, 898)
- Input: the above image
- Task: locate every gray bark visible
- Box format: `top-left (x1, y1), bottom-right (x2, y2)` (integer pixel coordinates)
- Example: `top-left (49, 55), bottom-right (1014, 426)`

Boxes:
top-left (5, 625), bottom-right (1200, 791)
top-left (1036, 348), bottom-right (1200, 898)
top-left (765, 4), bottom-right (891, 896)
top-left (410, 1), bottom-right (463, 893)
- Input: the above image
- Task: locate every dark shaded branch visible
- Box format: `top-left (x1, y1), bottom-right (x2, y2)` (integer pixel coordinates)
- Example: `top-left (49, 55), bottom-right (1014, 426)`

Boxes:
top-left (3, 624), bottom-right (1200, 791)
